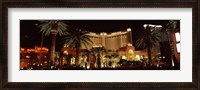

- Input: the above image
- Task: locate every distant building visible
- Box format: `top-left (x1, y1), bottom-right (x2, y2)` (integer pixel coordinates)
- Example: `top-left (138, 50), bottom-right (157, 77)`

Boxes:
top-left (20, 46), bottom-right (49, 69)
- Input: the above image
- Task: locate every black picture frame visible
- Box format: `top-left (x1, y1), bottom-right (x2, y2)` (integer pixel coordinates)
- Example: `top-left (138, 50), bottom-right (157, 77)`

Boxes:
top-left (1, 0), bottom-right (199, 90)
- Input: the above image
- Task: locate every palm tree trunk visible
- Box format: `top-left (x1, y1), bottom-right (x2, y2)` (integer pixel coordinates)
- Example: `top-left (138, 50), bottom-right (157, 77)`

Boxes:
top-left (97, 54), bottom-right (101, 69)
top-left (50, 31), bottom-right (57, 67)
top-left (147, 47), bottom-right (152, 66)
top-left (166, 32), bottom-right (174, 67)
top-left (75, 48), bottom-right (80, 66)
top-left (92, 54), bottom-right (96, 68)
top-left (60, 52), bottom-right (63, 66)
top-left (86, 53), bottom-right (90, 66)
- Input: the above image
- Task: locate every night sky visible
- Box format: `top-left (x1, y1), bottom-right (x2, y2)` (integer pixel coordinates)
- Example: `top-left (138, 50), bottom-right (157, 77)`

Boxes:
top-left (20, 20), bottom-right (170, 51)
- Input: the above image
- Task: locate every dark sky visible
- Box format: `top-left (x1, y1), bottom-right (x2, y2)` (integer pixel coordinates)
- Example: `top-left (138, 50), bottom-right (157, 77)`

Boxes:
top-left (20, 20), bottom-right (170, 51)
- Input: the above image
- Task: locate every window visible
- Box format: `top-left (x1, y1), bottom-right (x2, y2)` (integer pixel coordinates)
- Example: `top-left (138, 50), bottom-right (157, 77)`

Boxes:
top-left (175, 32), bottom-right (180, 53)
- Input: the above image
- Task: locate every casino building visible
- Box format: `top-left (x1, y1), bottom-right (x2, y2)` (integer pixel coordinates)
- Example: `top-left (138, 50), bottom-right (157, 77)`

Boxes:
top-left (21, 24), bottom-right (180, 69)
top-left (60, 28), bottom-right (158, 68)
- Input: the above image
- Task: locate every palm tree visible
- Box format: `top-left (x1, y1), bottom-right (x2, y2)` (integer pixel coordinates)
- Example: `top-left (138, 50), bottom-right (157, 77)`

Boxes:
top-left (106, 53), bottom-right (119, 67)
top-left (82, 50), bottom-right (91, 69)
top-left (161, 20), bottom-right (179, 67)
top-left (135, 25), bottom-right (160, 66)
top-left (83, 50), bottom-right (91, 63)
top-left (90, 46), bottom-right (106, 68)
top-left (62, 29), bottom-right (93, 66)
top-left (38, 20), bottom-right (68, 66)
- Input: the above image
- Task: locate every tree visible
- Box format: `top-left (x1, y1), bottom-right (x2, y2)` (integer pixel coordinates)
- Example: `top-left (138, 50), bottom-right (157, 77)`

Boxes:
top-left (62, 29), bottom-right (93, 66)
top-left (161, 20), bottom-right (179, 67)
top-left (38, 20), bottom-right (68, 66)
top-left (135, 25), bottom-right (160, 66)
top-left (83, 50), bottom-right (91, 62)
top-left (106, 53), bottom-right (119, 67)
top-left (90, 46), bottom-right (106, 68)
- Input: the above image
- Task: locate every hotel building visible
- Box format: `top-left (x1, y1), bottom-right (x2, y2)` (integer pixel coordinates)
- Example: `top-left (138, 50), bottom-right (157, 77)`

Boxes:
top-left (20, 24), bottom-right (180, 69)
top-left (61, 28), bottom-right (155, 67)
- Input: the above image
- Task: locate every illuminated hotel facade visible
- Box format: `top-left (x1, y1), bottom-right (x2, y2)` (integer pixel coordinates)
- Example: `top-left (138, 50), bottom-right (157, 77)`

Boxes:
top-left (60, 25), bottom-right (180, 68)
top-left (20, 25), bottom-right (180, 69)
top-left (61, 28), bottom-right (152, 68)
top-left (81, 28), bottom-right (133, 50)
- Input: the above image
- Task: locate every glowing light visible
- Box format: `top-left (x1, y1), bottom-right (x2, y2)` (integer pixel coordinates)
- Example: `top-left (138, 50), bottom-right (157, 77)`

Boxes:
top-left (25, 55), bottom-right (30, 59)
top-left (100, 32), bottom-right (107, 36)
top-left (101, 64), bottom-right (104, 68)
top-left (87, 65), bottom-right (90, 69)
top-left (172, 59), bottom-right (175, 67)
top-left (143, 24), bottom-right (162, 28)
top-left (51, 66), bottom-right (54, 69)
top-left (122, 56), bottom-right (127, 60)
top-left (20, 48), bottom-right (25, 51)
top-left (112, 65), bottom-right (116, 68)
top-left (127, 28), bottom-right (131, 32)
top-left (27, 49), bottom-right (34, 52)
top-left (80, 57), bottom-right (83, 60)
top-left (143, 24), bottom-right (147, 28)
top-left (149, 24), bottom-right (155, 27)
top-left (63, 50), bottom-right (68, 55)
top-left (135, 55), bottom-right (140, 61)
top-left (140, 56), bottom-right (144, 59)
top-left (63, 44), bottom-right (68, 47)
top-left (156, 25), bottom-right (162, 27)
top-left (127, 43), bottom-right (133, 46)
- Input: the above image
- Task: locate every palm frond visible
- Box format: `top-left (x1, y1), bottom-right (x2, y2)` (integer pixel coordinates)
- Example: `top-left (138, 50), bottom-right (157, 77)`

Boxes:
top-left (135, 25), bottom-right (161, 50)
top-left (38, 20), bottom-right (69, 36)
top-left (62, 28), bottom-right (93, 56)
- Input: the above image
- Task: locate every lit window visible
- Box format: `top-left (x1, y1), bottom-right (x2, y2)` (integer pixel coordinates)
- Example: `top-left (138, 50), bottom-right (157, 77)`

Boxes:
top-left (175, 33), bottom-right (180, 42)
top-left (176, 43), bottom-right (180, 53)
top-left (175, 32), bottom-right (180, 53)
